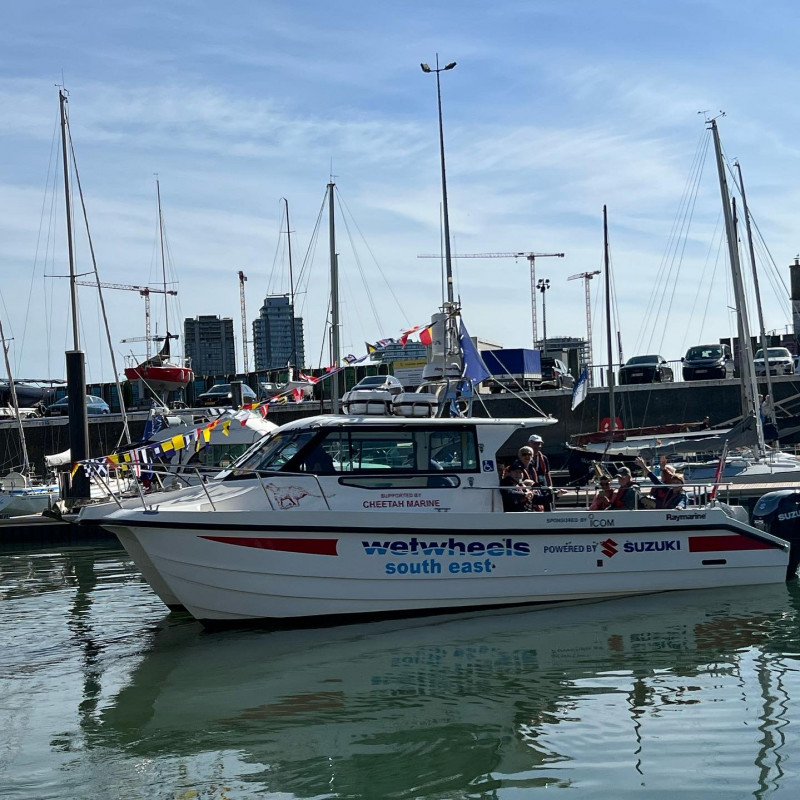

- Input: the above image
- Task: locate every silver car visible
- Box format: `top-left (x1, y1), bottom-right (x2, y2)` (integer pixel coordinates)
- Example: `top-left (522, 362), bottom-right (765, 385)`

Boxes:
top-left (754, 347), bottom-right (793, 376)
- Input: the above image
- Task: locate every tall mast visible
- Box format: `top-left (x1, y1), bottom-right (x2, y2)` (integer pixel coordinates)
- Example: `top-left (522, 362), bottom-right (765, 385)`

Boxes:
top-left (328, 181), bottom-right (340, 413)
top-left (603, 205), bottom-right (616, 441)
top-left (735, 160), bottom-right (778, 434)
top-left (59, 88), bottom-right (90, 499)
top-left (156, 179), bottom-right (169, 336)
top-left (0, 320), bottom-right (29, 473)
top-left (709, 118), bottom-right (765, 454)
top-left (60, 90), bottom-right (80, 351)
top-left (283, 197), bottom-right (298, 368)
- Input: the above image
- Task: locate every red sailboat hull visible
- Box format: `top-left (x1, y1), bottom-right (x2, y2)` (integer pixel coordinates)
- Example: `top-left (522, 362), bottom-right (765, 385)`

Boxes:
top-left (124, 363), bottom-right (193, 393)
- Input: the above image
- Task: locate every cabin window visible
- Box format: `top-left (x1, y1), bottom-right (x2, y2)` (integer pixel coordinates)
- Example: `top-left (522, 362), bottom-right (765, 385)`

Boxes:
top-left (230, 430), bottom-right (316, 475)
top-left (306, 425), bottom-right (478, 478)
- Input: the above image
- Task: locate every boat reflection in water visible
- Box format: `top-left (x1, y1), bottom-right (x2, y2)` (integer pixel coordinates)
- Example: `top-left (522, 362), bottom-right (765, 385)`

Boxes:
top-left (97, 584), bottom-right (800, 797)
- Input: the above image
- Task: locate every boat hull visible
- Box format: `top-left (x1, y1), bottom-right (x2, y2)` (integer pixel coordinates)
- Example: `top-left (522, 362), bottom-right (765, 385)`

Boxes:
top-left (124, 364), bottom-right (193, 393)
top-left (0, 485), bottom-right (59, 518)
top-left (100, 506), bottom-right (790, 622)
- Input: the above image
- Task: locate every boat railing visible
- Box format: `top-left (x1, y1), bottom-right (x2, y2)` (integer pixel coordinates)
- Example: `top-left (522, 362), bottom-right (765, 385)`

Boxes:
top-left (87, 463), bottom-right (335, 512)
top-left (564, 480), bottom-right (736, 510)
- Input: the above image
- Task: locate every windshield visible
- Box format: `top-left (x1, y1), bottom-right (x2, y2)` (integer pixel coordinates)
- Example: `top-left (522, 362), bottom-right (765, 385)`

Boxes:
top-left (686, 346), bottom-right (722, 360)
top-left (356, 376), bottom-right (387, 387)
top-left (206, 384), bottom-right (231, 394)
top-left (626, 355), bottom-right (660, 366)
top-left (755, 348), bottom-right (791, 359)
top-left (231, 429), bottom-right (317, 474)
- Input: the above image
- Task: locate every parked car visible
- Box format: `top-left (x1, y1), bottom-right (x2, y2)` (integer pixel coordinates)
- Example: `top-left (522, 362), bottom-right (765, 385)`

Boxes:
top-left (618, 355), bottom-right (674, 385)
top-left (539, 357), bottom-right (575, 389)
top-left (754, 347), bottom-right (794, 377)
top-left (349, 375), bottom-right (404, 396)
top-left (196, 383), bottom-right (258, 407)
top-left (682, 343), bottom-right (734, 381)
top-left (44, 394), bottom-right (111, 416)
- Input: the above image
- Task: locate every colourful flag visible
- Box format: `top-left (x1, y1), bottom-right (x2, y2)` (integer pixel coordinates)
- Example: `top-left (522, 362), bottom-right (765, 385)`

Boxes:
top-left (458, 320), bottom-right (490, 384)
top-left (400, 325), bottom-right (421, 346)
top-left (419, 324), bottom-right (434, 346)
top-left (570, 367), bottom-right (589, 410)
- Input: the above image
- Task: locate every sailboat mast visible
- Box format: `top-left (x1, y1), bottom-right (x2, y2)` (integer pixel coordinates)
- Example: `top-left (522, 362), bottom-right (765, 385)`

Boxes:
top-left (735, 161), bottom-right (778, 432)
top-left (603, 205), bottom-right (617, 440)
top-left (284, 197), bottom-right (298, 368)
top-left (59, 90), bottom-right (80, 351)
top-left (0, 320), bottom-right (29, 473)
top-left (709, 118), bottom-right (765, 453)
top-left (156, 179), bottom-right (169, 336)
top-left (58, 88), bottom-right (90, 499)
top-left (328, 181), bottom-right (340, 413)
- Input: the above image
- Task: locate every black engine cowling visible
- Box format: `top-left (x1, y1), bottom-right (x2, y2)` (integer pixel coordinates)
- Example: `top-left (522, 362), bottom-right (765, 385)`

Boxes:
top-left (752, 490), bottom-right (800, 580)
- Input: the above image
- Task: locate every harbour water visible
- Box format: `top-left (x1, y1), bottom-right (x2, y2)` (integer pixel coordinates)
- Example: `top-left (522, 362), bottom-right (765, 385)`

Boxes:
top-left (2, 542), bottom-right (800, 799)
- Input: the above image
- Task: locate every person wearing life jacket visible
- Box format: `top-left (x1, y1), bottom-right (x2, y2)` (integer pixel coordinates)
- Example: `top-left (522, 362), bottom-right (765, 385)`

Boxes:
top-left (527, 435), bottom-right (554, 510)
top-left (636, 456), bottom-right (688, 509)
top-left (589, 475), bottom-right (614, 510)
top-left (609, 466), bottom-right (638, 509)
top-left (500, 463), bottom-right (537, 512)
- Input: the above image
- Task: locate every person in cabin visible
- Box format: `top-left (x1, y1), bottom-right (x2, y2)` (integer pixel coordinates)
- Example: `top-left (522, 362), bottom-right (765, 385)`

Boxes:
top-left (304, 445), bottom-right (336, 474)
top-left (609, 466), bottom-right (638, 509)
top-left (527, 435), bottom-right (554, 510)
top-left (589, 476), bottom-right (614, 510)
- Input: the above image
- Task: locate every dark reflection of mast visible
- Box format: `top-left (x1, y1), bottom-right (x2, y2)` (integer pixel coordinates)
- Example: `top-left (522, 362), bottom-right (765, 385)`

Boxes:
top-left (64, 549), bottom-right (101, 731)
top-left (752, 650), bottom-right (790, 799)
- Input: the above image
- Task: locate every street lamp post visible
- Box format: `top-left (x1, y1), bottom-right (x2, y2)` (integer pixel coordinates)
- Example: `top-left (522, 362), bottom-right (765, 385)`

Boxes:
top-left (537, 278), bottom-right (550, 354)
top-left (420, 55), bottom-right (457, 307)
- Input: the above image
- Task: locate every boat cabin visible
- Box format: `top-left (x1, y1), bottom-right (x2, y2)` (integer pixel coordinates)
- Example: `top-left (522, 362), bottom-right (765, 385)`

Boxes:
top-left (226, 415), bottom-right (554, 499)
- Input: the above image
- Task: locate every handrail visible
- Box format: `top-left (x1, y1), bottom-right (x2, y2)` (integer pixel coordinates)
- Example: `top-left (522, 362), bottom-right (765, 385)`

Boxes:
top-left (194, 468), bottom-right (216, 510)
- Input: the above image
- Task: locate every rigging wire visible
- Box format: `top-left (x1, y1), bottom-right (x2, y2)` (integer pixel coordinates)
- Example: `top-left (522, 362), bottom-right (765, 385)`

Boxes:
top-left (639, 127), bottom-right (709, 354)
top-left (336, 190), bottom-right (411, 327)
top-left (67, 122), bottom-right (131, 444)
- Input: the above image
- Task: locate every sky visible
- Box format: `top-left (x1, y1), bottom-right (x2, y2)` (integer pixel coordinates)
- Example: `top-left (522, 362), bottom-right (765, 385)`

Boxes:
top-left (2, 0), bottom-right (800, 384)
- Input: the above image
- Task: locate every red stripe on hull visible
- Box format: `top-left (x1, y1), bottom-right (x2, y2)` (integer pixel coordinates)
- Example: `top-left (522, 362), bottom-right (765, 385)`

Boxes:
top-left (689, 535), bottom-right (776, 553)
top-left (200, 536), bottom-right (339, 555)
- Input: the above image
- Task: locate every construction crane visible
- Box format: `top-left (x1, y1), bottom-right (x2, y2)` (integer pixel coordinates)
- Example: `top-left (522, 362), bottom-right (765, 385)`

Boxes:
top-left (76, 281), bottom-right (177, 360)
top-left (238, 270), bottom-right (249, 373)
top-left (567, 270), bottom-right (601, 384)
top-left (417, 251), bottom-right (564, 348)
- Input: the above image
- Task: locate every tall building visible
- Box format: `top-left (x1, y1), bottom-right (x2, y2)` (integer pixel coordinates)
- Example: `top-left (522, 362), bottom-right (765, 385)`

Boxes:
top-left (184, 315), bottom-right (237, 376)
top-left (252, 295), bottom-right (305, 371)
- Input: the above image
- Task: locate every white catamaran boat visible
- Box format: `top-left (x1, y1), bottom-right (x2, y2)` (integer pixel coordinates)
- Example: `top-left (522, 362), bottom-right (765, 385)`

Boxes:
top-left (80, 413), bottom-right (790, 623)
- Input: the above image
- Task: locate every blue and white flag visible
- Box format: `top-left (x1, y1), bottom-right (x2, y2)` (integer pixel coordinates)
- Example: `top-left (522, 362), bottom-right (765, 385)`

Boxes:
top-left (571, 367), bottom-right (589, 410)
top-left (458, 320), bottom-right (491, 384)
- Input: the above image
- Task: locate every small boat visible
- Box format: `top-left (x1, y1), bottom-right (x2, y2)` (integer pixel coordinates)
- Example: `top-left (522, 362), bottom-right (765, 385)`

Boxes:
top-left (124, 336), bottom-right (193, 394)
top-left (79, 413), bottom-right (790, 623)
top-left (0, 319), bottom-right (59, 517)
top-left (123, 180), bottom-right (193, 396)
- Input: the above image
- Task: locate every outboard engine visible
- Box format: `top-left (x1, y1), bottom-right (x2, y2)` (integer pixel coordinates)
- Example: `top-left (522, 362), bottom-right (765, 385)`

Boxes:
top-left (752, 490), bottom-right (800, 580)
